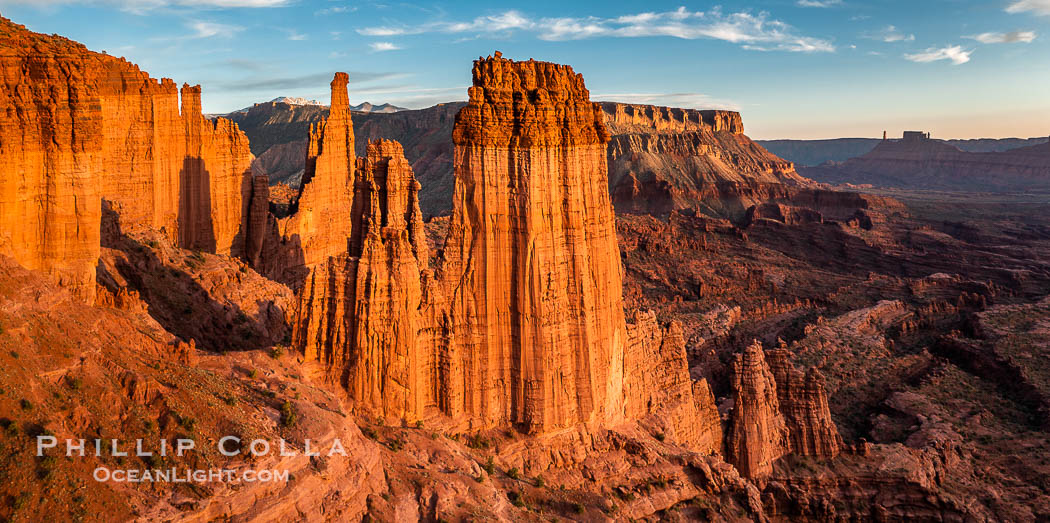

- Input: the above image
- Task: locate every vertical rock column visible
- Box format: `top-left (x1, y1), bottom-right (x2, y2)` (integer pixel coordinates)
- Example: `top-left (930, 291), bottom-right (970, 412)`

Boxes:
top-left (294, 139), bottom-right (432, 423)
top-left (290, 74), bottom-right (356, 264)
top-left (441, 52), bottom-right (627, 432)
top-left (725, 341), bottom-right (790, 479)
top-left (766, 348), bottom-right (843, 459)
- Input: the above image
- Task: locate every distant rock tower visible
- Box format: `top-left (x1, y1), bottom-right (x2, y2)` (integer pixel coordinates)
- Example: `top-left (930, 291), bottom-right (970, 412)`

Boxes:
top-left (883, 130), bottom-right (887, 141)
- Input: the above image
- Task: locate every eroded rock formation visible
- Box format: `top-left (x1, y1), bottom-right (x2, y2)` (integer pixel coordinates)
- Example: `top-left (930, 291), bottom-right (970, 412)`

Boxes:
top-left (439, 52), bottom-right (625, 433)
top-left (0, 16), bottom-right (264, 300)
top-left (766, 348), bottom-right (843, 458)
top-left (292, 55), bottom-right (719, 443)
top-left (623, 311), bottom-right (723, 454)
top-left (294, 139), bottom-right (435, 422)
top-left (263, 73), bottom-right (357, 285)
top-left (725, 341), bottom-right (790, 479)
top-left (726, 340), bottom-right (845, 478)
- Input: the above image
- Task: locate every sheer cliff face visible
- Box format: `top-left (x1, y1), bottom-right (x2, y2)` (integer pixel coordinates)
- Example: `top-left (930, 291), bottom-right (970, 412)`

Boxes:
top-left (725, 341), bottom-right (844, 479)
top-left (294, 139), bottom-right (432, 422)
top-left (291, 57), bottom-right (716, 441)
top-left (599, 102), bottom-right (744, 135)
top-left (725, 342), bottom-right (790, 480)
top-left (766, 348), bottom-right (843, 459)
top-left (267, 74), bottom-right (357, 285)
top-left (0, 21), bottom-right (103, 300)
top-left (441, 53), bottom-right (627, 432)
top-left (0, 17), bottom-right (263, 300)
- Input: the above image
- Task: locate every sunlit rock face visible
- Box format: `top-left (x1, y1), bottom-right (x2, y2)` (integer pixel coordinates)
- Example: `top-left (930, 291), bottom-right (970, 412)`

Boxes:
top-left (0, 16), bottom-right (263, 301)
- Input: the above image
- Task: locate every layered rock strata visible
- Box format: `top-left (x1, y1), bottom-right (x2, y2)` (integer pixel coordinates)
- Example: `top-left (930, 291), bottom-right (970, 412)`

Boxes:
top-left (439, 52), bottom-right (626, 433)
top-left (599, 102), bottom-right (744, 135)
top-left (264, 73), bottom-right (357, 285)
top-left (725, 341), bottom-right (790, 479)
top-left (801, 133), bottom-right (1050, 192)
top-left (0, 17), bottom-right (264, 300)
top-left (294, 139), bottom-right (434, 421)
top-left (293, 55), bottom-right (720, 443)
top-left (766, 348), bottom-right (843, 458)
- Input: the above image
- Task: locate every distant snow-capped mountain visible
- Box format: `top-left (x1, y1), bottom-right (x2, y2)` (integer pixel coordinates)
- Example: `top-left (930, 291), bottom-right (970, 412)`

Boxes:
top-left (350, 102), bottom-right (406, 113)
top-left (269, 96), bottom-right (326, 107)
top-left (229, 98), bottom-right (407, 115)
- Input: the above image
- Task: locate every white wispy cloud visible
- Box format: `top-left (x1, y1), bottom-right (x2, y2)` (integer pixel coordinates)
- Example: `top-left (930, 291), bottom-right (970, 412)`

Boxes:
top-left (316, 5), bottom-right (355, 16)
top-left (865, 25), bottom-right (915, 42)
top-left (369, 41), bottom-right (401, 52)
top-left (285, 29), bottom-right (307, 41)
top-left (190, 20), bottom-right (243, 38)
top-left (1006, 0), bottom-right (1050, 15)
top-left (1, 0), bottom-right (290, 8)
top-left (796, 0), bottom-right (842, 7)
top-left (358, 7), bottom-right (835, 53)
top-left (904, 45), bottom-right (972, 65)
top-left (967, 30), bottom-right (1036, 43)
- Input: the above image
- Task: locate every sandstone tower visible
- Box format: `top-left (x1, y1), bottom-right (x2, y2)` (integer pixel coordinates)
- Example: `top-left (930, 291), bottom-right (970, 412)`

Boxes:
top-left (441, 52), bottom-right (627, 432)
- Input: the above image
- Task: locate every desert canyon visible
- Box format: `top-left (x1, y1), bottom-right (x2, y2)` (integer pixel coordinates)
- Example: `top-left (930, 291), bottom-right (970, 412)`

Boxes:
top-left (2, 13), bottom-right (1050, 523)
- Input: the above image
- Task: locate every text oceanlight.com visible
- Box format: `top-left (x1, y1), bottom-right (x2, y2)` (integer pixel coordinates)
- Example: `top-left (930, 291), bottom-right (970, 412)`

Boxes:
top-left (93, 467), bottom-right (288, 483)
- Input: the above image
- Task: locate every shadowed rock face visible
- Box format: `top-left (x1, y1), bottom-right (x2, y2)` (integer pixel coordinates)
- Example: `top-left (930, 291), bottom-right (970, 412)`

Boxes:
top-left (725, 341), bottom-right (790, 479)
top-left (766, 347), bottom-right (844, 459)
top-left (0, 16), bottom-right (264, 301)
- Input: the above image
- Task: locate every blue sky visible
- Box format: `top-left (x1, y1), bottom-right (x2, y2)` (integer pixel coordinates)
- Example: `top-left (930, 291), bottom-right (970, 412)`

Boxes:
top-left (2, 0), bottom-right (1049, 139)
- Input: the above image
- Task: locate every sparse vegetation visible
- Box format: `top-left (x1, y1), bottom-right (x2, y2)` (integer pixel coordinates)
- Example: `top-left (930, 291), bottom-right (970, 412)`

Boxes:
top-left (179, 415), bottom-right (197, 431)
top-left (466, 434), bottom-right (491, 450)
top-left (1, 418), bottom-right (19, 437)
top-left (270, 345), bottom-right (285, 359)
top-left (19, 398), bottom-right (32, 411)
top-left (573, 502), bottom-right (585, 514)
top-left (507, 490), bottom-right (525, 508)
top-left (506, 467), bottom-right (520, 480)
top-left (534, 475), bottom-right (545, 488)
top-left (280, 400), bottom-right (298, 427)
top-left (248, 369), bottom-right (259, 379)
top-left (11, 492), bottom-right (29, 510)
top-left (482, 456), bottom-right (496, 475)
